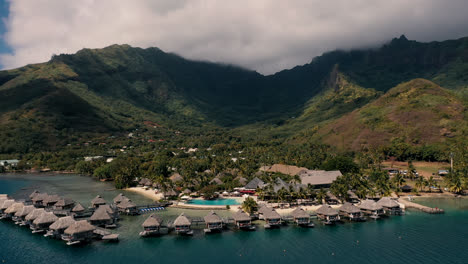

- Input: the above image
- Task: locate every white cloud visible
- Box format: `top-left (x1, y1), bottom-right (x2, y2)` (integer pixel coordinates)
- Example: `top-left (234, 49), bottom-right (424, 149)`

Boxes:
top-left (1, 0), bottom-right (468, 74)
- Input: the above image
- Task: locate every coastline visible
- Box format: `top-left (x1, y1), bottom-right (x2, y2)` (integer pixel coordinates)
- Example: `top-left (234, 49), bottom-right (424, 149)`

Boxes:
top-left (125, 187), bottom-right (164, 201)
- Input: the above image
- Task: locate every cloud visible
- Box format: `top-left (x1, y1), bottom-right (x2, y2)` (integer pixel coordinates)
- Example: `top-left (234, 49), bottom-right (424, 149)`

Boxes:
top-left (1, 0), bottom-right (468, 74)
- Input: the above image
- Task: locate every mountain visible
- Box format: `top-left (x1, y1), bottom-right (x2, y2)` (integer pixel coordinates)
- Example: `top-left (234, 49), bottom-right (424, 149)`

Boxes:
top-left (1, 35), bottom-right (468, 153)
top-left (312, 79), bottom-right (467, 150)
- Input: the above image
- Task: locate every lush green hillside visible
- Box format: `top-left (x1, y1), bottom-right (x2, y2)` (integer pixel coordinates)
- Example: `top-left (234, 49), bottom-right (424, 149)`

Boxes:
top-left (313, 79), bottom-right (467, 150)
top-left (1, 36), bottom-right (468, 154)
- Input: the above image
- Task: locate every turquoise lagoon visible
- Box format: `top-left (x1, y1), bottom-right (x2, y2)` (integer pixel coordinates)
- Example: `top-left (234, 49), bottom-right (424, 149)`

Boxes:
top-left (0, 173), bottom-right (467, 264)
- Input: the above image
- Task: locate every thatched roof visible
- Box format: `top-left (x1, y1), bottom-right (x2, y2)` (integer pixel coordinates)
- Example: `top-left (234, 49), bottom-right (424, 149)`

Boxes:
top-left (258, 205), bottom-right (272, 215)
top-left (15, 205), bottom-right (35, 217)
top-left (142, 214), bottom-right (163, 228)
top-left (89, 207), bottom-right (112, 221)
top-left (291, 207), bottom-right (310, 218)
top-left (91, 195), bottom-right (106, 206)
top-left (113, 193), bottom-right (126, 204)
top-left (347, 190), bottom-right (359, 199)
top-left (263, 208), bottom-right (281, 220)
top-left (25, 208), bottom-right (46, 221)
top-left (273, 178), bottom-right (290, 193)
top-left (173, 213), bottom-right (191, 226)
top-left (359, 200), bottom-right (383, 211)
top-left (117, 199), bottom-right (136, 209)
top-left (29, 190), bottom-right (40, 200)
top-left (139, 178), bottom-right (151, 185)
top-left (99, 204), bottom-right (116, 215)
top-left (210, 178), bottom-right (223, 185)
top-left (233, 209), bottom-right (250, 221)
top-left (299, 170), bottom-right (342, 186)
top-left (31, 193), bottom-right (48, 202)
top-left (326, 192), bottom-right (339, 201)
top-left (43, 194), bottom-right (61, 205)
top-left (5, 202), bottom-right (24, 214)
top-left (0, 199), bottom-right (15, 210)
top-left (244, 177), bottom-right (265, 190)
top-left (33, 212), bottom-right (58, 225)
top-left (204, 210), bottom-right (222, 224)
top-left (72, 203), bottom-right (85, 212)
top-left (316, 205), bottom-right (339, 216)
top-left (55, 197), bottom-right (75, 207)
top-left (163, 189), bottom-right (178, 197)
top-left (64, 220), bottom-right (95, 235)
top-left (182, 189), bottom-right (191, 194)
top-left (50, 216), bottom-right (76, 230)
top-left (169, 173), bottom-right (183, 183)
top-left (376, 197), bottom-right (400, 208)
top-left (236, 177), bottom-right (248, 185)
top-left (339, 203), bottom-right (361, 213)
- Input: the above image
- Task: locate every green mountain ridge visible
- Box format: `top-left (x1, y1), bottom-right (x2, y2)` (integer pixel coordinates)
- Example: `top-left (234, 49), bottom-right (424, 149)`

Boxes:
top-left (1, 35), bottom-right (468, 153)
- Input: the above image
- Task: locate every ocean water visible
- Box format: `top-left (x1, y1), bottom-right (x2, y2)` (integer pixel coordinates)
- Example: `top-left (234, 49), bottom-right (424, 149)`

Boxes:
top-left (0, 173), bottom-right (467, 264)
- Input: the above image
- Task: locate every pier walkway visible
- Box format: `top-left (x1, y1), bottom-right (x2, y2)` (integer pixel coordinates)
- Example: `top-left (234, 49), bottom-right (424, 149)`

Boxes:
top-left (398, 198), bottom-right (444, 214)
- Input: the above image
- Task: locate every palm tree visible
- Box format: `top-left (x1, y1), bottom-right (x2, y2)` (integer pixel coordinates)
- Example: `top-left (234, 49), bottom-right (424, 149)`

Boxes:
top-left (393, 172), bottom-right (405, 189)
top-left (242, 197), bottom-right (258, 214)
top-left (316, 188), bottom-right (326, 204)
top-left (415, 177), bottom-right (425, 192)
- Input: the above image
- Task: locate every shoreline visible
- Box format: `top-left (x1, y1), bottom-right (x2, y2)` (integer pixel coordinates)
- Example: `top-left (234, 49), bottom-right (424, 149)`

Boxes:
top-left (125, 187), bottom-right (164, 201)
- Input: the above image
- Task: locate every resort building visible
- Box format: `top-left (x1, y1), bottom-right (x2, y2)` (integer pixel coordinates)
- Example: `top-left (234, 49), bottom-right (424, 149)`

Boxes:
top-left (62, 220), bottom-right (96, 245)
top-left (263, 208), bottom-right (282, 229)
top-left (4, 202), bottom-right (24, 219)
top-left (325, 192), bottom-right (340, 205)
top-left (376, 197), bottom-right (403, 215)
top-left (29, 190), bottom-right (40, 201)
top-left (89, 206), bottom-right (114, 227)
top-left (13, 205), bottom-right (35, 225)
top-left (315, 205), bottom-right (340, 225)
top-left (140, 214), bottom-right (163, 237)
top-left (31, 193), bottom-right (48, 207)
top-left (358, 200), bottom-right (384, 219)
top-left (71, 203), bottom-right (86, 217)
top-left (54, 198), bottom-right (75, 211)
top-left (346, 191), bottom-right (360, 203)
top-left (298, 170), bottom-right (342, 188)
top-left (47, 216), bottom-right (76, 239)
top-left (240, 177), bottom-right (266, 194)
top-left (90, 195), bottom-right (107, 208)
top-left (0, 199), bottom-right (15, 217)
top-left (173, 213), bottom-right (192, 235)
top-left (42, 194), bottom-right (61, 207)
top-left (203, 211), bottom-right (223, 233)
top-left (338, 203), bottom-right (364, 221)
top-left (31, 212), bottom-right (59, 233)
top-left (232, 209), bottom-right (255, 230)
top-left (113, 193), bottom-right (127, 205)
top-left (117, 199), bottom-right (138, 215)
top-left (290, 207), bottom-right (313, 227)
top-left (24, 208), bottom-right (46, 227)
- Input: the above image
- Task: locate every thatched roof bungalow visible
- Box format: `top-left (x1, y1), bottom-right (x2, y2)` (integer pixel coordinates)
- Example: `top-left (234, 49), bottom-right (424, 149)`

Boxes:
top-left (291, 207), bottom-right (312, 226)
top-left (113, 193), bottom-right (126, 204)
top-left (89, 206), bottom-right (113, 227)
top-left (54, 198), bottom-right (75, 210)
top-left (325, 192), bottom-right (339, 205)
top-left (29, 190), bottom-right (40, 200)
top-left (14, 205), bottom-right (35, 224)
top-left (358, 200), bottom-right (384, 219)
top-left (25, 208), bottom-right (46, 224)
top-left (42, 194), bottom-right (61, 207)
top-left (140, 214), bottom-right (163, 237)
top-left (91, 195), bottom-right (107, 208)
top-left (315, 205), bottom-right (340, 224)
top-left (173, 213), bottom-right (192, 235)
top-left (376, 197), bottom-right (403, 215)
top-left (117, 199), bottom-right (138, 215)
top-left (4, 202), bottom-right (24, 218)
top-left (32, 212), bottom-right (59, 233)
top-left (31, 193), bottom-right (48, 207)
top-left (47, 216), bottom-right (76, 239)
top-left (346, 190), bottom-right (360, 203)
top-left (232, 209), bottom-right (254, 230)
top-left (263, 208), bottom-right (282, 228)
top-left (63, 220), bottom-right (96, 244)
top-left (338, 202), bottom-right (364, 221)
top-left (203, 211), bottom-right (223, 232)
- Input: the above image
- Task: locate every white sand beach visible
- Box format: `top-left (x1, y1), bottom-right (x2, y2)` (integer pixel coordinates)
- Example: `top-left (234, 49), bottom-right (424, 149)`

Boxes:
top-left (125, 187), bottom-right (164, 201)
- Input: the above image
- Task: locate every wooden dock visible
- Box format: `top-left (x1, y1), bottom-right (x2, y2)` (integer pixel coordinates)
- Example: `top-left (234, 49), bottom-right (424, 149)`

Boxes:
top-left (398, 198), bottom-right (444, 214)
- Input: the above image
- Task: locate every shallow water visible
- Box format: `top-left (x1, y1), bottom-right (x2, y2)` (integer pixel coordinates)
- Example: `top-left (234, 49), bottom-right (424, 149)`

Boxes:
top-left (0, 173), bottom-right (467, 264)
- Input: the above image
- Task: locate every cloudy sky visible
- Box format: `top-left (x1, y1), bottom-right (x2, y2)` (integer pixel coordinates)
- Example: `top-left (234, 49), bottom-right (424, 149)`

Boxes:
top-left (1, 0), bottom-right (468, 74)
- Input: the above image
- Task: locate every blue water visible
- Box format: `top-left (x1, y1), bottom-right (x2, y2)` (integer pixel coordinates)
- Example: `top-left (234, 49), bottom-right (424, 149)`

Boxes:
top-left (0, 173), bottom-right (467, 264)
top-left (187, 198), bottom-right (240, 205)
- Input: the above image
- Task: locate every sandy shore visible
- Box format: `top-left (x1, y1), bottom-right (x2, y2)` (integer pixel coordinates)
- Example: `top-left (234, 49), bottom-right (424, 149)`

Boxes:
top-left (125, 187), bottom-right (164, 201)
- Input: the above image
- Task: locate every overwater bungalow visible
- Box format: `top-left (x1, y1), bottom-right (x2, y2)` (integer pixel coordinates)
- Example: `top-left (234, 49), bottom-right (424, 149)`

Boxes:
top-left (203, 211), bottom-right (223, 233)
top-left (338, 203), bottom-right (365, 221)
top-left (3, 202), bottom-right (24, 220)
top-left (315, 205), bottom-right (340, 225)
top-left (31, 212), bottom-right (58, 233)
top-left (91, 195), bottom-right (107, 208)
top-left (31, 193), bottom-right (48, 207)
top-left (325, 192), bottom-right (340, 205)
top-left (62, 220), bottom-right (96, 245)
top-left (173, 213), bottom-right (193, 235)
top-left (29, 190), bottom-right (39, 201)
top-left (232, 209), bottom-right (255, 230)
top-left (258, 205), bottom-right (272, 220)
top-left (89, 206), bottom-right (114, 227)
top-left (0, 199), bottom-right (15, 217)
top-left (140, 214), bottom-right (163, 237)
top-left (54, 198), bottom-right (75, 211)
top-left (46, 216), bottom-right (76, 239)
top-left (347, 191), bottom-right (360, 204)
top-left (290, 207), bottom-right (313, 227)
top-left (117, 199), bottom-right (138, 215)
top-left (263, 208), bottom-right (282, 229)
top-left (71, 203), bottom-right (86, 217)
top-left (376, 197), bottom-right (403, 215)
top-left (42, 194), bottom-right (61, 208)
top-left (113, 193), bottom-right (127, 205)
top-left (13, 205), bottom-right (35, 225)
top-left (358, 199), bottom-right (384, 219)
top-left (24, 208), bottom-right (46, 227)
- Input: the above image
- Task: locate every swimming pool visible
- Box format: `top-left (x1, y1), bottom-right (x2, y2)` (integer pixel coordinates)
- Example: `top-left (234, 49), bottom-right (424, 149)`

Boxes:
top-left (187, 198), bottom-right (241, 205)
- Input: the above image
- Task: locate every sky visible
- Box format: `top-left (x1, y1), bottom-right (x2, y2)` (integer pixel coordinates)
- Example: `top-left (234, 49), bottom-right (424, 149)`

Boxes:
top-left (1, 0), bottom-right (468, 74)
